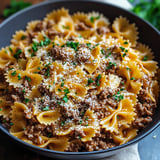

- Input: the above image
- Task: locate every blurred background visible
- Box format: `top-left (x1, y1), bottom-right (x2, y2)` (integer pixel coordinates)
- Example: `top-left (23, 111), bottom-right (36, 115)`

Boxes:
top-left (0, 0), bottom-right (159, 160)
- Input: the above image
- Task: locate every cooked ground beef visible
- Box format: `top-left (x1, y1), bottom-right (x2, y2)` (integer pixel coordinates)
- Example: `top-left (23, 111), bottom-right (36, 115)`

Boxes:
top-left (34, 22), bottom-right (45, 32)
top-left (75, 22), bottom-right (90, 31)
top-left (96, 26), bottom-right (110, 35)
top-left (48, 28), bottom-right (62, 39)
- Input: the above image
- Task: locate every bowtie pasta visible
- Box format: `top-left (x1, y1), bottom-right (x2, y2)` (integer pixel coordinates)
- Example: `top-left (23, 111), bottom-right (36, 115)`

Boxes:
top-left (0, 8), bottom-right (159, 152)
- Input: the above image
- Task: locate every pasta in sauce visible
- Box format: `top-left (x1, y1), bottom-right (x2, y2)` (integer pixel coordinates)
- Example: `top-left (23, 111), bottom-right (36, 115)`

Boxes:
top-left (0, 8), bottom-right (159, 152)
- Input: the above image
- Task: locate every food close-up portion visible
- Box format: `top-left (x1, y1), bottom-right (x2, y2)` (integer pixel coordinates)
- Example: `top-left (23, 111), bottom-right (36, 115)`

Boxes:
top-left (0, 8), bottom-right (159, 152)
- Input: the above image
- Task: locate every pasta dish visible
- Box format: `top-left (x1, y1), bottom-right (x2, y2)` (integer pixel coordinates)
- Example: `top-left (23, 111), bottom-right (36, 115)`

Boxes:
top-left (0, 8), bottom-right (159, 152)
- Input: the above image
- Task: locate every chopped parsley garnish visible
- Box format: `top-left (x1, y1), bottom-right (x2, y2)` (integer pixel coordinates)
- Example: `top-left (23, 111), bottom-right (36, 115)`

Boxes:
top-left (32, 42), bottom-right (38, 52)
top-left (44, 66), bottom-right (50, 77)
top-left (142, 56), bottom-right (148, 61)
top-left (42, 106), bottom-right (50, 111)
top-left (22, 89), bottom-right (25, 93)
top-left (105, 52), bottom-right (112, 58)
top-left (10, 122), bottom-right (13, 126)
top-left (64, 88), bottom-right (70, 95)
top-left (96, 74), bottom-right (102, 86)
top-left (120, 88), bottom-right (125, 91)
top-left (117, 116), bottom-right (119, 119)
top-left (79, 35), bottom-right (82, 38)
top-left (25, 76), bottom-right (31, 82)
top-left (66, 41), bottom-right (80, 51)
top-left (24, 98), bottom-right (29, 103)
top-left (79, 120), bottom-right (82, 124)
top-left (11, 71), bottom-right (17, 76)
top-left (126, 67), bottom-right (131, 71)
top-left (37, 66), bottom-right (41, 70)
top-left (85, 117), bottom-right (88, 121)
top-left (43, 36), bottom-right (51, 46)
top-left (122, 53), bottom-right (127, 57)
top-left (0, 108), bottom-right (2, 111)
top-left (13, 49), bottom-right (22, 59)
top-left (106, 62), bottom-right (117, 70)
top-left (73, 62), bottom-right (76, 66)
top-left (90, 16), bottom-right (100, 23)
top-left (21, 35), bottom-right (26, 40)
top-left (62, 25), bottom-right (70, 29)
top-left (63, 95), bottom-right (68, 103)
top-left (9, 47), bottom-right (13, 53)
top-left (78, 136), bottom-right (82, 139)
top-left (124, 41), bottom-right (128, 44)
top-left (57, 101), bottom-right (61, 105)
top-left (61, 121), bottom-right (65, 126)
top-left (101, 49), bottom-right (104, 55)
top-left (58, 88), bottom-right (61, 92)
top-left (0, 100), bottom-right (2, 104)
top-left (17, 73), bottom-right (21, 80)
top-left (130, 77), bottom-right (136, 80)
top-left (113, 94), bottom-right (124, 102)
top-left (61, 82), bottom-right (64, 87)
top-left (86, 43), bottom-right (91, 47)
top-left (120, 46), bottom-right (125, 51)
top-left (87, 78), bottom-right (93, 86)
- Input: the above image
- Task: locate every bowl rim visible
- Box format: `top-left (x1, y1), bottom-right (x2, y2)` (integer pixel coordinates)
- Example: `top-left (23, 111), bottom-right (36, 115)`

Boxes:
top-left (0, 0), bottom-right (160, 155)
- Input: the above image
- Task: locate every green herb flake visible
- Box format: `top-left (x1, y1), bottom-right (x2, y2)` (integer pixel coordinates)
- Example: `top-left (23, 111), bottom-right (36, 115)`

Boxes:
top-left (79, 120), bottom-right (82, 124)
top-left (22, 89), bottom-right (25, 93)
top-left (64, 88), bottom-right (70, 95)
top-left (85, 117), bottom-right (88, 121)
top-left (63, 95), bottom-right (68, 103)
top-left (130, 77), bottom-right (136, 80)
top-left (25, 76), bottom-right (31, 82)
top-left (61, 121), bottom-right (65, 126)
top-left (66, 41), bottom-right (80, 51)
top-left (11, 71), bottom-right (17, 76)
top-left (87, 78), bottom-right (93, 86)
top-left (142, 56), bottom-right (148, 61)
top-left (62, 25), bottom-right (70, 29)
top-left (61, 82), bottom-right (64, 87)
top-left (21, 35), bottom-right (26, 40)
top-left (17, 73), bottom-right (22, 80)
top-left (57, 101), bottom-right (61, 105)
top-left (120, 88), bottom-right (125, 91)
top-left (79, 35), bottom-right (82, 38)
top-left (0, 108), bottom-right (2, 111)
top-left (13, 49), bottom-right (22, 59)
top-left (43, 36), bottom-right (51, 46)
top-left (126, 67), bottom-right (131, 71)
top-left (24, 98), bottom-right (29, 103)
top-left (42, 106), bottom-right (50, 111)
top-left (124, 41), bottom-right (128, 44)
top-left (0, 100), bottom-right (2, 104)
top-left (120, 46), bottom-right (125, 51)
top-left (78, 136), bottom-right (82, 139)
top-left (58, 88), bottom-right (61, 92)
top-left (9, 47), bottom-right (13, 53)
top-left (122, 53), bottom-right (127, 57)
top-left (117, 116), bottom-right (119, 119)
top-left (101, 49), bottom-right (104, 55)
top-left (113, 94), bottom-right (124, 102)
top-left (96, 74), bottom-right (102, 86)
top-left (10, 122), bottom-right (13, 126)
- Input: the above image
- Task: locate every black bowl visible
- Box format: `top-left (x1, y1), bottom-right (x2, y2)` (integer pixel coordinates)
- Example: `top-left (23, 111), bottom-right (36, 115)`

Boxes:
top-left (0, 0), bottom-right (160, 159)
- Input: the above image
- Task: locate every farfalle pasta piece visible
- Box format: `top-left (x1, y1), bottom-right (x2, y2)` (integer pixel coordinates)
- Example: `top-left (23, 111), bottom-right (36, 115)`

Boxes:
top-left (25, 57), bottom-right (42, 73)
top-left (100, 99), bottom-right (135, 133)
top-left (112, 16), bottom-right (138, 46)
top-left (11, 30), bottom-right (29, 46)
top-left (84, 45), bottom-right (101, 74)
top-left (0, 98), bottom-right (11, 117)
top-left (113, 127), bottom-right (137, 145)
top-left (118, 60), bottom-right (143, 94)
top-left (10, 102), bottom-right (28, 133)
top-left (37, 108), bottom-right (60, 125)
top-left (136, 43), bottom-right (154, 60)
top-left (138, 60), bottom-right (158, 76)
top-left (0, 47), bottom-right (16, 69)
top-left (44, 8), bottom-right (69, 24)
